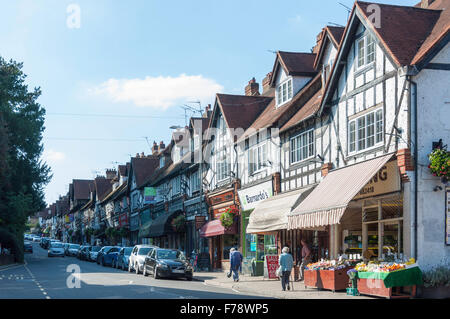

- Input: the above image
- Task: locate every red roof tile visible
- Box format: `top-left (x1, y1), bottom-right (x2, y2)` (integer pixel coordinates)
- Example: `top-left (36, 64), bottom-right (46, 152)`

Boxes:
top-left (131, 156), bottom-right (160, 189)
top-left (72, 179), bottom-right (94, 201)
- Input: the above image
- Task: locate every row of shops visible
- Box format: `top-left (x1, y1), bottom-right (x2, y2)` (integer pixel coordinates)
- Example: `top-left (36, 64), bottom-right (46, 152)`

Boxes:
top-left (202, 153), bottom-right (406, 276)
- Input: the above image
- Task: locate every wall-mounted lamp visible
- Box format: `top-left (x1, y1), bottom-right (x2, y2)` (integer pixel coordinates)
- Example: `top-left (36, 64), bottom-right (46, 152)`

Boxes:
top-left (433, 185), bottom-right (443, 192)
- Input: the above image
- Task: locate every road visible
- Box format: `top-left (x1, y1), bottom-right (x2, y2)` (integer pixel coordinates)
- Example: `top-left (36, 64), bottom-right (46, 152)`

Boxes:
top-left (0, 242), bottom-right (267, 299)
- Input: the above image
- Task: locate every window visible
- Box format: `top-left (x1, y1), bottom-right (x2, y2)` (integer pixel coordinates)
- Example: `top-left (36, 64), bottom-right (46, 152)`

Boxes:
top-left (172, 176), bottom-right (181, 194)
top-left (159, 156), bottom-right (165, 168)
top-left (249, 143), bottom-right (268, 175)
top-left (276, 78), bottom-right (293, 106)
top-left (349, 108), bottom-right (383, 153)
top-left (191, 170), bottom-right (200, 192)
top-left (290, 130), bottom-right (314, 164)
top-left (216, 148), bottom-right (231, 182)
top-left (357, 35), bottom-right (375, 69)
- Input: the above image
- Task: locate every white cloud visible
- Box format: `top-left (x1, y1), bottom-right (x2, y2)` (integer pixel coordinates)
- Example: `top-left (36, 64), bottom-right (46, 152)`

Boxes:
top-left (44, 150), bottom-right (66, 162)
top-left (91, 74), bottom-right (223, 109)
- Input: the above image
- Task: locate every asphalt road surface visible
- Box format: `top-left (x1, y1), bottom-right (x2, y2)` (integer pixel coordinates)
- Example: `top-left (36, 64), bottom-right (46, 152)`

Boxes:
top-left (0, 242), bottom-right (267, 299)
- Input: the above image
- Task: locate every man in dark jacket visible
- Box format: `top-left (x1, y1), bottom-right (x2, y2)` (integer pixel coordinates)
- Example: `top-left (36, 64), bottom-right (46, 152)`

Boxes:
top-left (229, 247), bottom-right (243, 282)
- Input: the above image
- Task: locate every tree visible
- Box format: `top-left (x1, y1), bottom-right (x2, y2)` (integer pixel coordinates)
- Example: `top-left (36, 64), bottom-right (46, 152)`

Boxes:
top-left (0, 57), bottom-right (52, 262)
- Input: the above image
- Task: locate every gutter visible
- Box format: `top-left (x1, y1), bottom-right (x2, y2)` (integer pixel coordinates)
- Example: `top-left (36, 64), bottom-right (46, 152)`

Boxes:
top-left (408, 75), bottom-right (418, 261)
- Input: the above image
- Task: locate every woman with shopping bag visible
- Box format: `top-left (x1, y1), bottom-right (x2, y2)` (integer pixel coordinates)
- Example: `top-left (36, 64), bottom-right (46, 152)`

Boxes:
top-left (278, 247), bottom-right (293, 291)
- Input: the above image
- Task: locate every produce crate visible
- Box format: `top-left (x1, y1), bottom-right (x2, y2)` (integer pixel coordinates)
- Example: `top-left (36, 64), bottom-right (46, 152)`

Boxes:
top-left (304, 268), bottom-right (350, 292)
top-left (357, 278), bottom-right (417, 299)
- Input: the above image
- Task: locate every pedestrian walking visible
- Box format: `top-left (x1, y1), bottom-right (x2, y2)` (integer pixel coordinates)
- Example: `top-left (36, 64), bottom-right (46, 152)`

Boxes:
top-left (278, 247), bottom-right (293, 291)
top-left (229, 247), bottom-right (243, 282)
top-left (299, 239), bottom-right (312, 281)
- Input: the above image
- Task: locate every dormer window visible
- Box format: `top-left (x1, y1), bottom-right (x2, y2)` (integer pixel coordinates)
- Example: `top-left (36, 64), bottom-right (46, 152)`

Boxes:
top-left (276, 78), bottom-right (293, 107)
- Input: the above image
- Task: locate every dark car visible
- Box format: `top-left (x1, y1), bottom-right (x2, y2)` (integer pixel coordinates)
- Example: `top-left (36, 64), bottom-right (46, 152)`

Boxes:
top-left (24, 241), bottom-right (33, 253)
top-left (114, 247), bottom-right (133, 270)
top-left (79, 245), bottom-right (92, 261)
top-left (143, 248), bottom-right (193, 281)
top-left (100, 246), bottom-right (121, 267)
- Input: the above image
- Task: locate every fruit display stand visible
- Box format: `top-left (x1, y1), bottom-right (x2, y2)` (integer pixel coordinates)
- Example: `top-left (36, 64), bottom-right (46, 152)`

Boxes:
top-left (357, 266), bottom-right (423, 299)
top-left (304, 267), bottom-right (351, 292)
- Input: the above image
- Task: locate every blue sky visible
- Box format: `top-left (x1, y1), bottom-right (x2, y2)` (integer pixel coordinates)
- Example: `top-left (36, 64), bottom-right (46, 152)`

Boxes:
top-left (0, 0), bottom-right (416, 205)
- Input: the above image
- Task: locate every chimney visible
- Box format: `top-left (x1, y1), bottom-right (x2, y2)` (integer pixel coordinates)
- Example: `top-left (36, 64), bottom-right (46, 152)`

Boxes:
top-left (152, 141), bottom-right (158, 155)
top-left (105, 169), bottom-right (116, 180)
top-left (321, 162), bottom-right (333, 177)
top-left (158, 141), bottom-right (165, 152)
top-left (245, 77), bottom-right (260, 96)
top-left (262, 72), bottom-right (273, 95)
top-left (141, 152), bottom-right (145, 158)
top-left (312, 28), bottom-right (325, 54)
top-left (421, 0), bottom-right (435, 8)
top-left (136, 153), bottom-right (140, 158)
top-left (203, 104), bottom-right (212, 118)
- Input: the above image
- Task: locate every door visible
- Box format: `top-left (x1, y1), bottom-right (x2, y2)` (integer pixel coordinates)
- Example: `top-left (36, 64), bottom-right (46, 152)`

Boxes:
top-left (213, 237), bottom-right (222, 269)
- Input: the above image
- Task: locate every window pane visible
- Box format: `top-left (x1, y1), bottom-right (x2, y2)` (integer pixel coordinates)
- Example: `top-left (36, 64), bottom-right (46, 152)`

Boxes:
top-left (367, 35), bottom-right (375, 64)
top-left (376, 110), bottom-right (383, 143)
top-left (308, 131), bottom-right (314, 157)
top-left (287, 80), bottom-right (292, 99)
top-left (367, 112), bottom-right (375, 147)
top-left (277, 86), bottom-right (282, 105)
top-left (282, 83), bottom-right (287, 102)
top-left (358, 38), bottom-right (365, 68)
top-left (358, 117), bottom-right (366, 150)
top-left (349, 121), bottom-right (356, 152)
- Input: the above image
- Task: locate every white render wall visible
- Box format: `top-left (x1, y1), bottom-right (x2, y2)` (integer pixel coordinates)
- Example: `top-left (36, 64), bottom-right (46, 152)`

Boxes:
top-left (412, 42), bottom-right (450, 270)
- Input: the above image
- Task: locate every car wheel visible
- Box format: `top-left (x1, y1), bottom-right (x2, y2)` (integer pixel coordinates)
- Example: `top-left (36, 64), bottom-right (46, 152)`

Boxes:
top-left (153, 266), bottom-right (159, 279)
top-left (135, 263), bottom-right (140, 275)
top-left (186, 275), bottom-right (193, 281)
top-left (143, 267), bottom-right (148, 277)
top-left (128, 263), bottom-right (132, 273)
top-left (111, 260), bottom-right (115, 268)
top-left (101, 258), bottom-right (105, 267)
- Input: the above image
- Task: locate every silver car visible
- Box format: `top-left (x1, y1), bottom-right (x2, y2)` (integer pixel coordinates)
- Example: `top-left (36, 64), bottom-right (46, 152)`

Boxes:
top-left (48, 242), bottom-right (65, 257)
top-left (128, 245), bottom-right (158, 274)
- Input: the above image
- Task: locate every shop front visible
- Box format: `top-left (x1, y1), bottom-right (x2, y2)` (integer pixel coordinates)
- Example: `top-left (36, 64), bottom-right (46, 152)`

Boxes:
top-left (184, 195), bottom-right (209, 258)
top-left (203, 187), bottom-right (240, 270)
top-left (243, 185), bottom-right (316, 276)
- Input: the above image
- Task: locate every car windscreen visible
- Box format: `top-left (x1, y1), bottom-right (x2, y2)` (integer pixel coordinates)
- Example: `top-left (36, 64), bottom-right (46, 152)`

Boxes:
top-left (108, 247), bottom-right (120, 253)
top-left (124, 248), bottom-right (133, 255)
top-left (91, 246), bottom-right (101, 252)
top-left (69, 244), bottom-right (80, 249)
top-left (51, 243), bottom-right (63, 248)
top-left (156, 250), bottom-right (185, 260)
top-left (138, 247), bottom-right (152, 255)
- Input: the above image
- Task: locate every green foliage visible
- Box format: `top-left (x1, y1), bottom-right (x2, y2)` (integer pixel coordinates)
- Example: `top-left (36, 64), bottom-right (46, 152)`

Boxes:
top-left (0, 57), bottom-right (51, 262)
top-left (428, 148), bottom-right (450, 178)
top-left (171, 215), bottom-right (186, 232)
top-left (423, 266), bottom-right (450, 288)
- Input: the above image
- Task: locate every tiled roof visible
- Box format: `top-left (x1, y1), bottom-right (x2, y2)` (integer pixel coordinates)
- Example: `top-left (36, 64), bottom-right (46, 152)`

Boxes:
top-left (327, 26), bottom-right (345, 46)
top-left (276, 52), bottom-right (317, 76)
top-left (356, 1), bottom-right (445, 66)
top-left (280, 89), bottom-right (322, 132)
top-left (72, 179), bottom-right (94, 201)
top-left (118, 165), bottom-right (127, 177)
top-left (94, 177), bottom-right (113, 202)
top-left (216, 93), bottom-right (273, 133)
top-left (130, 156), bottom-right (160, 189)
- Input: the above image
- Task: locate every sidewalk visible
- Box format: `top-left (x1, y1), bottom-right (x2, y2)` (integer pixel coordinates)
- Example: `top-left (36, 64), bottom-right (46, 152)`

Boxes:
top-left (193, 271), bottom-right (374, 299)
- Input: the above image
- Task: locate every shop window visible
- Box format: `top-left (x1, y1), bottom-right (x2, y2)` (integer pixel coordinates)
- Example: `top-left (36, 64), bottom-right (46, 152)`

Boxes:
top-left (223, 234), bottom-right (239, 260)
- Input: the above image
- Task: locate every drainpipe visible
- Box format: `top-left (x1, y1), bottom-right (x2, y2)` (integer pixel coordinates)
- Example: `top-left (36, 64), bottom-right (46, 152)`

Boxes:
top-left (408, 75), bottom-right (418, 261)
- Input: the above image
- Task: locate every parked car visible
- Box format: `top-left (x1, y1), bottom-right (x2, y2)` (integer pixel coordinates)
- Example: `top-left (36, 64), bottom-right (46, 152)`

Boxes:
top-left (96, 246), bottom-right (114, 264)
top-left (63, 243), bottom-right (70, 255)
top-left (24, 241), bottom-right (33, 253)
top-left (79, 245), bottom-right (92, 260)
top-left (128, 245), bottom-right (158, 274)
top-left (114, 247), bottom-right (133, 270)
top-left (143, 248), bottom-right (193, 281)
top-left (48, 242), bottom-right (65, 257)
top-left (99, 246), bottom-right (121, 267)
top-left (89, 246), bottom-right (102, 262)
top-left (67, 244), bottom-right (81, 257)
top-left (32, 236), bottom-right (41, 242)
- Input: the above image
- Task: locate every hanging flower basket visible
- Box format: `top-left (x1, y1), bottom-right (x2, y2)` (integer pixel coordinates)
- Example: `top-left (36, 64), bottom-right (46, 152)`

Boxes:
top-left (220, 207), bottom-right (239, 228)
top-left (428, 148), bottom-right (449, 183)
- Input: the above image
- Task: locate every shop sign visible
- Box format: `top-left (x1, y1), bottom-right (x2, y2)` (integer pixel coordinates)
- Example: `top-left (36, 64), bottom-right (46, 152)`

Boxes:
top-left (213, 205), bottom-right (238, 219)
top-left (354, 161), bottom-right (401, 200)
top-left (265, 255), bottom-right (279, 279)
top-left (119, 213), bottom-right (129, 227)
top-left (143, 187), bottom-right (158, 204)
top-left (209, 190), bottom-right (234, 206)
top-left (237, 180), bottom-right (273, 211)
top-left (195, 216), bottom-right (207, 230)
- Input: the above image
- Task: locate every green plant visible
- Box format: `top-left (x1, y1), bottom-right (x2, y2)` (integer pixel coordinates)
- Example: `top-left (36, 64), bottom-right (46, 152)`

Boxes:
top-left (423, 266), bottom-right (450, 288)
top-left (428, 148), bottom-right (449, 179)
top-left (219, 207), bottom-right (239, 228)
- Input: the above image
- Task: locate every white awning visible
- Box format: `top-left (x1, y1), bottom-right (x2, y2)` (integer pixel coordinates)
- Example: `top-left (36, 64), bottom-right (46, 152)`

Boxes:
top-left (288, 153), bottom-right (395, 229)
top-left (246, 185), bottom-right (316, 234)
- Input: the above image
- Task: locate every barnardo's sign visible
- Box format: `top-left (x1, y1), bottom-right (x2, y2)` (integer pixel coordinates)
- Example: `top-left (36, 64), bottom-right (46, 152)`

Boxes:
top-left (238, 180), bottom-right (273, 211)
top-left (354, 160), bottom-right (401, 200)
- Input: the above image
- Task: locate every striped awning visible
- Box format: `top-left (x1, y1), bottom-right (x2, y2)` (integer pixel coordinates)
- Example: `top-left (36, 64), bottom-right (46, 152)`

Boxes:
top-left (246, 185), bottom-right (315, 234)
top-left (288, 153), bottom-right (395, 229)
